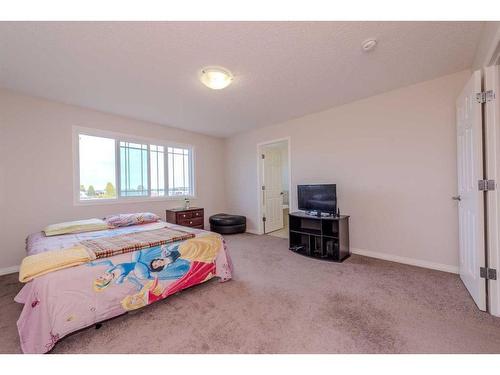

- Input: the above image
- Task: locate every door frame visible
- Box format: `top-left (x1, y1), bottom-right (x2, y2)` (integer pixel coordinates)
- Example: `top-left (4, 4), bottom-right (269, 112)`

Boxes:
top-left (256, 137), bottom-right (291, 235)
top-left (484, 64), bottom-right (500, 317)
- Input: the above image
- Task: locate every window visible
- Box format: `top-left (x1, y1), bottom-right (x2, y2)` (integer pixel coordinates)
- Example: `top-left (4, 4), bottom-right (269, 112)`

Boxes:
top-left (120, 142), bottom-right (148, 197)
top-left (150, 145), bottom-right (165, 197)
top-left (167, 147), bottom-right (192, 196)
top-left (75, 129), bottom-right (194, 203)
top-left (79, 134), bottom-right (117, 200)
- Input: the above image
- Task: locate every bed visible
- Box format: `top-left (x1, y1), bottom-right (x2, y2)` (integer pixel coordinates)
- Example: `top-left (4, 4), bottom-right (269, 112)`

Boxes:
top-left (15, 220), bottom-right (232, 354)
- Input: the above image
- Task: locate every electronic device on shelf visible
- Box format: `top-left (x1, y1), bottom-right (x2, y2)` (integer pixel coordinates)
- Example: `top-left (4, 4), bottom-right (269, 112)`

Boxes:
top-left (298, 184), bottom-right (337, 216)
top-left (290, 245), bottom-right (306, 253)
top-left (305, 211), bottom-right (335, 217)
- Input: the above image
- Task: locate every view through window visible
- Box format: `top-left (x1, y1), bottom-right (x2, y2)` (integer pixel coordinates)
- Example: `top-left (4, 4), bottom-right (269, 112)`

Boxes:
top-left (167, 147), bottom-right (192, 196)
top-left (79, 134), bottom-right (117, 200)
top-left (120, 141), bottom-right (148, 197)
top-left (77, 132), bottom-right (193, 201)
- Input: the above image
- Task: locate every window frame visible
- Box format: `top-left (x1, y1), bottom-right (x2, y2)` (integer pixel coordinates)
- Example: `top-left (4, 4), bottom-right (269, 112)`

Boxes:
top-left (73, 126), bottom-right (196, 206)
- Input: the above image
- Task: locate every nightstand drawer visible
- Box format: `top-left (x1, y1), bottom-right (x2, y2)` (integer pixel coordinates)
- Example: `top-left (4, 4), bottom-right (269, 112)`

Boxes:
top-left (176, 211), bottom-right (193, 220)
top-left (191, 209), bottom-right (204, 218)
top-left (178, 217), bottom-right (204, 227)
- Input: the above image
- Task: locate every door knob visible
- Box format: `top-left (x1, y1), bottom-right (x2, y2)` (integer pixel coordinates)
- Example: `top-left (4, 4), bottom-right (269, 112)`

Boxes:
top-left (452, 195), bottom-right (461, 201)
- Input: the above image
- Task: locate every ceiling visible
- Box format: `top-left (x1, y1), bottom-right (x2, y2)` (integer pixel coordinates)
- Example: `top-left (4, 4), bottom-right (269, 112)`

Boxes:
top-left (0, 22), bottom-right (484, 137)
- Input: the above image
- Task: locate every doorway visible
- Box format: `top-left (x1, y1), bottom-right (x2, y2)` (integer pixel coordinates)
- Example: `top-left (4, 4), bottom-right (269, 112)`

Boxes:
top-left (257, 138), bottom-right (291, 238)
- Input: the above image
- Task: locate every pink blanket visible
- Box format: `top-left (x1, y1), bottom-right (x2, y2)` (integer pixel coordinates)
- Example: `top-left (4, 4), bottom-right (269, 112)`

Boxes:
top-left (15, 222), bottom-right (232, 353)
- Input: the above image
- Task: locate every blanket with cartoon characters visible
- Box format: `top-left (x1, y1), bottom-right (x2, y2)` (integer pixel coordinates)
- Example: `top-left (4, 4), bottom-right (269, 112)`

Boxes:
top-left (19, 227), bottom-right (196, 282)
top-left (15, 222), bottom-right (232, 354)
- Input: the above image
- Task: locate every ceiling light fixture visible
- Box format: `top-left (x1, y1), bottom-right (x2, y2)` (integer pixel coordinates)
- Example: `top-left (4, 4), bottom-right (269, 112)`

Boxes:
top-left (199, 66), bottom-right (233, 90)
top-left (361, 38), bottom-right (378, 52)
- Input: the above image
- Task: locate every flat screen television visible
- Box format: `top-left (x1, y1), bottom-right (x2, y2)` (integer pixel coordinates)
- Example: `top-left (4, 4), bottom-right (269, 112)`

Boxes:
top-left (298, 184), bottom-right (337, 214)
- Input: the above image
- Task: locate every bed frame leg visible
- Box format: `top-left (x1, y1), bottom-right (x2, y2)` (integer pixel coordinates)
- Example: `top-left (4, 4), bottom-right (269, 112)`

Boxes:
top-left (95, 323), bottom-right (102, 329)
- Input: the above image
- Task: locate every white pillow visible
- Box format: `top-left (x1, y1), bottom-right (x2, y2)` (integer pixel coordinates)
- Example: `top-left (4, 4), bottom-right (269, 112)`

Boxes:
top-left (44, 218), bottom-right (110, 236)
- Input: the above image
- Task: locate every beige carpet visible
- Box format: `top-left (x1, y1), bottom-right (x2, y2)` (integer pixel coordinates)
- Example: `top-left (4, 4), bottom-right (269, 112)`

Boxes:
top-left (267, 227), bottom-right (289, 239)
top-left (1, 233), bottom-right (500, 353)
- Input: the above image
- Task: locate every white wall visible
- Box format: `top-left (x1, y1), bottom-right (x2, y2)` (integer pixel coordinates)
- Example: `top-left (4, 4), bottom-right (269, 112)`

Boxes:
top-left (0, 89), bottom-right (227, 271)
top-left (472, 21), bottom-right (500, 69)
top-left (225, 70), bottom-right (470, 272)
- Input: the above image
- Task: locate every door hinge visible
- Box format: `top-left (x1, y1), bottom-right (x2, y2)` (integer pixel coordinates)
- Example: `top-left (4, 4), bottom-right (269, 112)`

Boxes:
top-left (478, 179), bottom-right (496, 191)
top-left (262, 217), bottom-right (266, 222)
top-left (261, 185), bottom-right (265, 191)
top-left (476, 90), bottom-right (496, 104)
top-left (261, 154), bottom-right (265, 159)
top-left (480, 267), bottom-right (497, 280)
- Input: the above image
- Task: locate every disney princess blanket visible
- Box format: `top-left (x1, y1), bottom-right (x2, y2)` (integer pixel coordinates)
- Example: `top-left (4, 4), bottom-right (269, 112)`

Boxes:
top-left (15, 222), bottom-right (232, 353)
top-left (19, 226), bottom-right (196, 282)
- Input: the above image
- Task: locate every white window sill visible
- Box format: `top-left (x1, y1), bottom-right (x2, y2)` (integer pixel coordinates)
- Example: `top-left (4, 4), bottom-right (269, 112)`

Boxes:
top-left (74, 195), bottom-right (197, 206)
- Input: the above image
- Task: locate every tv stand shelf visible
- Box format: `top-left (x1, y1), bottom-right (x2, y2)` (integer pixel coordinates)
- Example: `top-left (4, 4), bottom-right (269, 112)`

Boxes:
top-left (289, 211), bottom-right (350, 262)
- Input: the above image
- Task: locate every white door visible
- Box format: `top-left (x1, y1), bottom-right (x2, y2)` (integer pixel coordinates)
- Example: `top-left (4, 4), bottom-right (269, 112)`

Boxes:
top-left (484, 64), bottom-right (500, 317)
top-left (456, 70), bottom-right (486, 311)
top-left (263, 147), bottom-right (284, 233)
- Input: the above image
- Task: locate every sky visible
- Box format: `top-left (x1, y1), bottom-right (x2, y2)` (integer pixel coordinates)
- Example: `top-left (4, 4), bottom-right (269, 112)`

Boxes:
top-left (79, 134), bottom-right (187, 194)
top-left (79, 134), bottom-right (116, 191)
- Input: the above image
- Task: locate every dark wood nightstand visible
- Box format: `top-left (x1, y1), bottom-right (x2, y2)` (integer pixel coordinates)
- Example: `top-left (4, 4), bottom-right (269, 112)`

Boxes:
top-left (165, 207), bottom-right (204, 229)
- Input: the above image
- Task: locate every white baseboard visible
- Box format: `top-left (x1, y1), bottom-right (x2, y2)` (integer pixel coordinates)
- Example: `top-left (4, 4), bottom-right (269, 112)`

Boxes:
top-left (242, 230), bottom-right (457, 274)
top-left (351, 248), bottom-right (459, 274)
top-left (0, 265), bottom-right (19, 276)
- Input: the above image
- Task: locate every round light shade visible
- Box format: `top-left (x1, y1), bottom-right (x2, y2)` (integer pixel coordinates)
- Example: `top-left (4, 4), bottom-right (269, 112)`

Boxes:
top-left (199, 66), bottom-right (233, 90)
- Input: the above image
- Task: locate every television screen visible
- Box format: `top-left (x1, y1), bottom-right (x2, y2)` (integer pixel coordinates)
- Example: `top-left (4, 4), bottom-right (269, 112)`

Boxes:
top-left (298, 184), bottom-right (336, 213)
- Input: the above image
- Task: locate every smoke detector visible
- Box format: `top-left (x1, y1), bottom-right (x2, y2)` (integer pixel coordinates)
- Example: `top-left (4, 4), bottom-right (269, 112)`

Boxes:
top-left (361, 39), bottom-right (378, 52)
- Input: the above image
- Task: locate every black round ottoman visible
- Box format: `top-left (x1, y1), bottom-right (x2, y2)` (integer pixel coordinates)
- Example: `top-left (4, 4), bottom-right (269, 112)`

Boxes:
top-left (209, 213), bottom-right (246, 234)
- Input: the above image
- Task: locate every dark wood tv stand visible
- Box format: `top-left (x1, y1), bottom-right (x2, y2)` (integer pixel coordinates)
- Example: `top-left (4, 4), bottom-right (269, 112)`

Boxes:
top-left (289, 211), bottom-right (350, 262)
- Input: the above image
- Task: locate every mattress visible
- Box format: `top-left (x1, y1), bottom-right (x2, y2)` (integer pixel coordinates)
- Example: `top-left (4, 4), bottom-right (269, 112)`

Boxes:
top-left (15, 221), bottom-right (232, 353)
